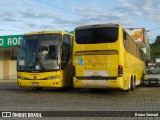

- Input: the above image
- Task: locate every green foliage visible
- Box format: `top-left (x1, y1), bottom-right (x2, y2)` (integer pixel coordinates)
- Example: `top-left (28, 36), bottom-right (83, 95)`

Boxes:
top-left (150, 43), bottom-right (160, 61)
top-left (155, 35), bottom-right (160, 44)
top-left (69, 31), bottom-right (74, 35)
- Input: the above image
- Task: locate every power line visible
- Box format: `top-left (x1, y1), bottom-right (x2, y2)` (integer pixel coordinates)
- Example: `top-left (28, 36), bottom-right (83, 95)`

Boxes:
top-left (37, 0), bottom-right (102, 23)
top-left (37, 0), bottom-right (84, 17)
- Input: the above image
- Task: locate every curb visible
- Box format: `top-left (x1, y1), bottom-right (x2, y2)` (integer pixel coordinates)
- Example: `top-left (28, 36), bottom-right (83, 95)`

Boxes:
top-left (0, 80), bottom-right (17, 82)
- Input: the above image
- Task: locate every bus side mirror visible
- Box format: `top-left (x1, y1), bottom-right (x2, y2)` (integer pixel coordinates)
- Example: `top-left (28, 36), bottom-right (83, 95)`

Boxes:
top-left (123, 32), bottom-right (126, 40)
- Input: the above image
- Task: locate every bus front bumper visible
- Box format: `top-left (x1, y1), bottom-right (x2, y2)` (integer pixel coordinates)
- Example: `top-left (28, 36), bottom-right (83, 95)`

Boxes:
top-left (17, 79), bottom-right (63, 88)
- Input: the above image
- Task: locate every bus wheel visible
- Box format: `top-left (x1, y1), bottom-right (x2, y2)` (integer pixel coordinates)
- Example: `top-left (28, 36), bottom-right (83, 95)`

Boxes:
top-left (130, 79), bottom-right (135, 91)
top-left (68, 73), bottom-right (74, 90)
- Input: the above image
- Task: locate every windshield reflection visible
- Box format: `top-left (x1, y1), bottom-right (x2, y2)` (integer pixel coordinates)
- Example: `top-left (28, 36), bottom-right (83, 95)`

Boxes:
top-left (17, 34), bottom-right (61, 71)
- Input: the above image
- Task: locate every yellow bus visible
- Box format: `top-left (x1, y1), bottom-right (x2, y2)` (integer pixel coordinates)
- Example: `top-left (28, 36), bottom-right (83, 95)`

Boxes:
top-left (17, 31), bottom-right (73, 90)
top-left (73, 24), bottom-right (145, 91)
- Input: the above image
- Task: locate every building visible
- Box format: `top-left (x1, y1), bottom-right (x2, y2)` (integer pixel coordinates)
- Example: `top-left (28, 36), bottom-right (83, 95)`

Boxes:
top-left (0, 35), bottom-right (23, 79)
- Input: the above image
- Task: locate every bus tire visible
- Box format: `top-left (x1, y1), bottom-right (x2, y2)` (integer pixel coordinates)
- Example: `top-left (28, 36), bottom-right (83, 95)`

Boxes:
top-left (69, 74), bottom-right (74, 89)
top-left (59, 74), bottom-right (74, 92)
top-left (130, 78), bottom-right (135, 91)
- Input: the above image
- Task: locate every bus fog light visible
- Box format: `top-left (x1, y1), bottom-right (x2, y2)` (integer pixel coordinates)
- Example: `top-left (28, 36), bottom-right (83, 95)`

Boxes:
top-left (17, 75), bottom-right (24, 79)
top-left (47, 76), bottom-right (59, 80)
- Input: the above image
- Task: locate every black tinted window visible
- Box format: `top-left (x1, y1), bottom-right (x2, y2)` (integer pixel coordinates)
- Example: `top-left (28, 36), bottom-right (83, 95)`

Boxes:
top-left (61, 35), bottom-right (71, 69)
top-left (75, 27), bottom-right (118, 44)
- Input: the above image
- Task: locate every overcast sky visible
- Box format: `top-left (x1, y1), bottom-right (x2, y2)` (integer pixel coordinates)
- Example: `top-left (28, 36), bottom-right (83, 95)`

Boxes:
top-left (0, 0), bottom-right (160, 43)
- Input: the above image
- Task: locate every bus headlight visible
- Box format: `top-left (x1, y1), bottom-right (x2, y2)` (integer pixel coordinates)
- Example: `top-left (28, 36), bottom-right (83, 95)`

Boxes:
top-left (47, 75), bottom-right (59, 80)
top-left (17, 75), bottom-right (25, 79)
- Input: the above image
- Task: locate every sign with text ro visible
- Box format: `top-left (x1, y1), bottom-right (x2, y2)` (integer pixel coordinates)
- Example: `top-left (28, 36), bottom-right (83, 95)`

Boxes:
top-left (0, 35), bottom-right (23, 48)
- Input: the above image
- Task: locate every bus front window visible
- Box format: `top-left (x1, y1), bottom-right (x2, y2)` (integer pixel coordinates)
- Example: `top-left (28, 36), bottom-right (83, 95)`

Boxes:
top-left (17, 36), bottom-right (39, 71)
top-left (17, 34), bottom-right (61, 71)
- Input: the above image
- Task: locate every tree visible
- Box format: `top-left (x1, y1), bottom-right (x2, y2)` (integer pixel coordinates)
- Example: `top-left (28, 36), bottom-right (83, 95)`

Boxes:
top-left (155, 35), bottom-right (160, 44)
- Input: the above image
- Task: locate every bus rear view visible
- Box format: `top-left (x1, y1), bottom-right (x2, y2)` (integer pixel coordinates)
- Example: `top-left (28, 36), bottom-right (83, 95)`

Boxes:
top-left (73, 24), bottom-right (121, 89)
top-left (73, 24), bottom-right (145, 91)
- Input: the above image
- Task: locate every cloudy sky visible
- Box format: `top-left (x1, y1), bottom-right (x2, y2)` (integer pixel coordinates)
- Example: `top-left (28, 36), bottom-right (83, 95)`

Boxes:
top-left (0, 0), bottom-right (160, 43)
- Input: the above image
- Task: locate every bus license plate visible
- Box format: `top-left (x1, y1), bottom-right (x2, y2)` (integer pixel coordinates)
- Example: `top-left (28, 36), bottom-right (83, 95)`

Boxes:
top-left (32, 82), bottom-right (39, 86)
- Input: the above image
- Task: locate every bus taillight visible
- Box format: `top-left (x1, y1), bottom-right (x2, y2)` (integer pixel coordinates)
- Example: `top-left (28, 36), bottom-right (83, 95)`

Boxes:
top-left (118, 65), bottom-right (123, 77)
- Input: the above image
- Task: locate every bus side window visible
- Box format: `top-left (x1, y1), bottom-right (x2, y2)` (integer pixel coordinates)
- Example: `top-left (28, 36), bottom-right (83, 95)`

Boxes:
top-left (123, 31), bottom-right (127, 40)
top-left (61, 34), bottom-right (71, 69)
top-left (123, 31), bottom-right (127, 48)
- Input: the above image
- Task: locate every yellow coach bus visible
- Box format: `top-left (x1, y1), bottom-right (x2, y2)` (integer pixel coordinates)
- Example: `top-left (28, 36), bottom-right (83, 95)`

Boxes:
top-left (73, 23), bottom-right (146, 91)
top-left (17, 31), bottom-right (73, 89)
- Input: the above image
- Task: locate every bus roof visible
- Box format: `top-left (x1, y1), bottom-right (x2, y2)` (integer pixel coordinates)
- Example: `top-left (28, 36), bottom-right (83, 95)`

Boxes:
top-left (75, 23), bottom-right (120, 30)
top-left (24, 31), bottom-right (72, 36)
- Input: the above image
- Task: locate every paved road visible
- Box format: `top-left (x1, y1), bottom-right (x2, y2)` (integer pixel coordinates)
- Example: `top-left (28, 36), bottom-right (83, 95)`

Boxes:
top-left (0, 82), bottom-right (160, 120)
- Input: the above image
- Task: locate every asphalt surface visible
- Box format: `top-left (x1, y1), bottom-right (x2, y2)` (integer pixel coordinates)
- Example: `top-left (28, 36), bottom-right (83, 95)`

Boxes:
top-left (0, 81), bottom-right (160, 120)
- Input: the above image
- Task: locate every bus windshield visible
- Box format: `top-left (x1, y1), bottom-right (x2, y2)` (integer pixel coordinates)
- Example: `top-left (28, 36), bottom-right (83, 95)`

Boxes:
top-left (17, 34), bottom-right (61, 71)
top-left (75, 27), bottom-right (118, 44)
